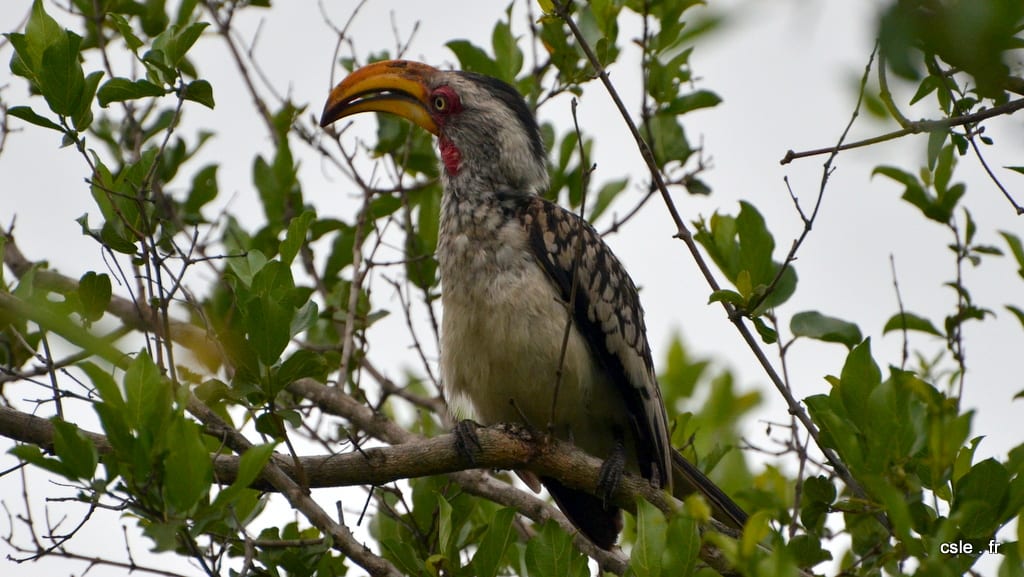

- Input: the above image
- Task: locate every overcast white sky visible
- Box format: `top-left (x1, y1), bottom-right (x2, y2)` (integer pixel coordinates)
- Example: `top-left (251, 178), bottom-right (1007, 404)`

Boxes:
top-left (2, 1), bottom-right (1022, 575)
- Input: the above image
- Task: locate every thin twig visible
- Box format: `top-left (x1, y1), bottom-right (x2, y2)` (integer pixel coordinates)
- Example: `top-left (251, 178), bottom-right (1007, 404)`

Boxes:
top-left (876, 50), bottom-right (913, 128)
top-left (550, 98), bottom-right (592, 429)
top-left (749, 43), bottom-right (879, 314)
top-left (780, 97), bottom-right (1024, 166)
top-left (967, 133), bottom-right (1023, 215)
top-left (888, 255), bottom-right (910, 371)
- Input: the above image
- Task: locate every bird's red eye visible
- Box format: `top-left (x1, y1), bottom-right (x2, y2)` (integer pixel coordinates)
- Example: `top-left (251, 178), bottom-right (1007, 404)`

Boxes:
top-left (432, 94), bottom-right (448, 111)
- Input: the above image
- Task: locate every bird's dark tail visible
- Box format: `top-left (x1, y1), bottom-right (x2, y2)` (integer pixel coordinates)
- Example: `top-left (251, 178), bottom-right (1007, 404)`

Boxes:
top-left (540, 476), bottom-right (622, 550)
top-left (539, 453), bottom-right (745, 550)
top-left (671, 449), bottom-right (748, 530)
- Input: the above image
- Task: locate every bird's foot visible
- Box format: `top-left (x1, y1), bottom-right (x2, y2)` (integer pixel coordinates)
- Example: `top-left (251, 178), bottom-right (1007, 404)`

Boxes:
top-left (454, 419), bottom-right (483, 465)
top-left (508, 398), bottom-right (540, 434)
top-left (596, 442), bottom-right (627, 508)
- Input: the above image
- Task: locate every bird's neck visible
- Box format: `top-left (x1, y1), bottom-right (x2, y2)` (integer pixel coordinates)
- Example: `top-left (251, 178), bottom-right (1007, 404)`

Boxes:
top-left (435, 134), bottom-right (549, 198)
top-left (439, 182), bottom-right (521, 239)
top-left (436, 181), bottom-right (529, 278)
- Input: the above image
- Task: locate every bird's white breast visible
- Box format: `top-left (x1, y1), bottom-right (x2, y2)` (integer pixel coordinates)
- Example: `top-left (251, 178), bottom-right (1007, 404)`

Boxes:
top-left (437, 200), bottom-right (629, 458)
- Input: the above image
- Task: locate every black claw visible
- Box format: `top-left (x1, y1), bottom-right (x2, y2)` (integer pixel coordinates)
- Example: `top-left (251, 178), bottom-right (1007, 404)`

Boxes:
top-left (454, 419), bottom-right (483, 465)
top-left (596, 442), bottom-right (627, 507)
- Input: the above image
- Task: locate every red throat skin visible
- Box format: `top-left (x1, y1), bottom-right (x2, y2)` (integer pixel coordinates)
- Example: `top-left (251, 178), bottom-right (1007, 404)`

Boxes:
top-left (439, 137), bottom-right (462, 175)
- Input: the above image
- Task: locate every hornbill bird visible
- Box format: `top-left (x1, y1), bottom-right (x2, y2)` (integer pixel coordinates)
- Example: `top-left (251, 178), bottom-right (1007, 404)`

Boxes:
top-left (320, 60), bottom-right (747, 550)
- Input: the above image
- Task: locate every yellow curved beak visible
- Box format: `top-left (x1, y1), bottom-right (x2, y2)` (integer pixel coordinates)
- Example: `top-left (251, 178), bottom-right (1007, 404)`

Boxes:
top-left (320, 59), bottom-right (440, 135)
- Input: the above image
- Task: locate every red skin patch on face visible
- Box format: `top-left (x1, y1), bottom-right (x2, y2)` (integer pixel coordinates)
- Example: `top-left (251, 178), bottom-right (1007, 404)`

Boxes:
top-left (439, 137), bottom-right (462, 174)
top-left (430, 86), bottom-right (463, 175)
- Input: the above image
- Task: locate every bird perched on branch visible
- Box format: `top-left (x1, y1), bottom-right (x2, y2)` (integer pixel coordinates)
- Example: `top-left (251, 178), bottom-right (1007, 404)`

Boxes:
top-left (321, 59), bottom-right (746, 549)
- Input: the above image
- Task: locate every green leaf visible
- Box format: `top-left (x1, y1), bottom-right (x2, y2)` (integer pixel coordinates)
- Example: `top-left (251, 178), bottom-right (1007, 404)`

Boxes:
top-left (662, 512), bottom-right (699, 577)
top-left (162, 417), bottom-right (212, 512)
top-left (246, 297), bottom-right (291, 366)
top-left (999, 540), bottom-right (1024, 577)
top-left (108, 13), bottom-right (145, 52)
top-left (645, 112), bottom-right (692, 167)
top-left (838, 339), bottom-right (881, 428)
top-left (4, 288), bottom-right (125, 367)
top-left (72, 70), bottom-right (103, 131)
top-left (142, 520), bottom-right (183, 553)
top-left (185, 164), bottom-right (218, 219)
top-left (873, 165), bottom-right (945, 223)
top-left (228, 249), bottom-right (268, 287)
top-left (1001, 231), bottom-right (1024, 279)
top-left (8, 34), bottom-right (37, 83)
top-left (182, 79), bottom-right (215, 108)
top-left (9, 444), bottom-right (67, 477)
top-left (7, 106), bottom-right (63, 132)
top-left (926, 129), bottom-right (947, 170)
top-left (934, 141), bottom-right (955, 195)
top-left (213, 443), bottom-right (276, 508)
top-left (694, 213), bottom-right (737, 278)
top-left (52, 419), bottom-right (98, 480)
top-left (491, 16), bottom-right (523, 83)
top-left (882, 311), bottom-right (943, 336)
top-left (78, 271), bottom-right (111, 323)
top-left (100, 220), bottom-right (139, 254)
top-left (97, 77), bottom-right (166, 106)
top-left (685, 177), bottom-right (712, 196)
top-left (806, 395), bottom-right (863, 470)
top-left (275, 350), bottom-right (327, 389)
top-left (139, 0), bottom-right (170, 36)
top-left (525, 520), bottom-right (589, 577)
top-left (289, 301), bottom-right (319, 338)
top-left (417, 185), bottom-right (441, 242)
top-left (791, 311), bottom-right (863, 348)
top-left (911, 75), bottom-right (940, 106)
top-left (804, 475), bottom-right (837, 505)
top-left (1006, 305), bottom-right (1024, 332)
top-left (787, 534), bottom-right (833, 568)
top-left (954, 458), bottom-right (1009, 538)
top-left (736, 202), bottom-right (776, 287)
top-left (169, 22), bottom-right (208, 66)
top-left (954, 436), bottom-right (984, 483)
top-left (246, 260), bottom-right (299, 364)
top-left (739, 510), bottom-right (772, 557)
top-left (800, 476), bottom-right (835, 532)
top-left (253, 153), bottom-right (287, 224)
top-left (873, 165), bottom-right (921, 189)
top-left (631, 499), bottom-right (667, 577)
top-left (664, 90), bottom-right (722, 115)
top-left (79, 361), bottom-right (124, 409)
top-left (123, 350), bottom-right (170, 432)
top-left (381, 538), bottom-right (428, 575)
top-left (707, 289), bottom-right (745, 308)
top-left (280, 210), bottom-right (315, 266)
top-left (446, 40), bottom-right (501, 79)
top-left (405, 223), bottom-right (438, 292)
top-left (142, 48), bottom-right (174, 85)
top-left (752, 316), bottom-right (778, 344)
top-left (469, 507), bottom-right (516, 577)
top-left (587, 177), bottom-right (628, 223)
top-left (437, 494), bottom-right (453, 558)
top-left (19, 0), bottom-right (63, 77)
top-left (39, 30), bottom-right (86, 116)
top-left (695, 202), bottom-right (796, 312)
top-left (368, 193), bottom-right (402, 220)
